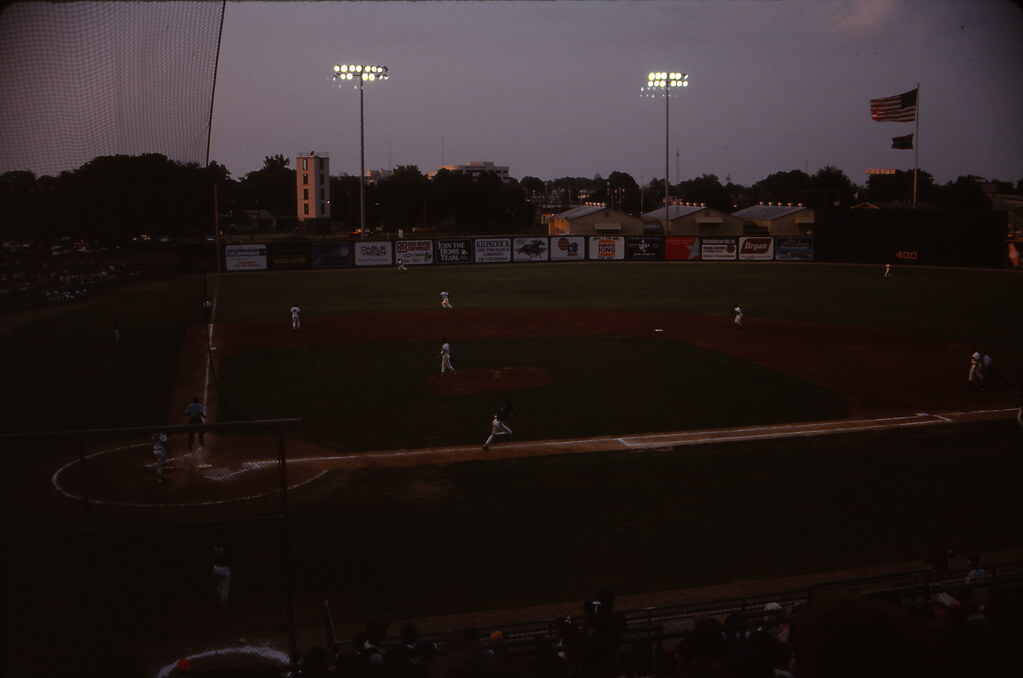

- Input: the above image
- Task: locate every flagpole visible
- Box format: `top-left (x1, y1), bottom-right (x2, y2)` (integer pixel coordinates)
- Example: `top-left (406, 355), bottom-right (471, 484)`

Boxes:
top-left (913, 82), bottom-right (920, 207)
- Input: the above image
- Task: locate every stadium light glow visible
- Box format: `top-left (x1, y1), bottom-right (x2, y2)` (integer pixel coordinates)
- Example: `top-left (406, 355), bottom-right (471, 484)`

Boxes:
top-left (641, 71), bottom-right (689, 234)
top-left (331, 64), bottom-right (390, 238)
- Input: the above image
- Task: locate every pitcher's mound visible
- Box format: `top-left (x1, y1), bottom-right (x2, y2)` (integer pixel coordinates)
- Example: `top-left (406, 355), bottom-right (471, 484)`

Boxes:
top-left (428, 367), bottom-right (552, 395)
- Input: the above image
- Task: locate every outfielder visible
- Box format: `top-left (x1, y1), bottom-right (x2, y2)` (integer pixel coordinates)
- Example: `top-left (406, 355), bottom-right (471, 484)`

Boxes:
top-left (439, 338), bottom-right (455, 375)
top-left (290, 303), bottom-right (301, 331)
top-left (733, 303), bottom-right (744, 329)
top-left (484, 402), bottom-right (515, 451)
top-left (883, 263), bottom-right (893, 279)
top-left (440, 289), bottom-right (453, 309)
top-left (397, 258), bottom-right (408, 272)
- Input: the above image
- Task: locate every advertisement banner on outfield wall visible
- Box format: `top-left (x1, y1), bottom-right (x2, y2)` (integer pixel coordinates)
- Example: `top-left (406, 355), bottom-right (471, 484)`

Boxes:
top-left (665, 236), bottom-right (701, 260)
top-left (701, 237), bottom-right (738, 261)
top-left (625, 237), bottom-right (664, 260)
top-left (774, 237), bottom-right (814, 261)
top-left (394, 240), bottom-right (434, 266)
top-left (475, 238), bottom-right (512, 263)
top-left (513, 237), bottom-right (550, 262)
top-left (311, 242), bottom-right (353, 268)
top-left (269, 242), bottom-right (311, 269)
top-left (435, 239), bottom-right (473, 264)
top-left (549, 236), bottom-right (585, 261)
top-left (354, 241), bottom-right (393, 267)
top-left (738, 237), bottom-right (775, 261)
top-left (588, 236), bottom-right (625, 260)
top-left (225, 244), bottom-right (268, 271)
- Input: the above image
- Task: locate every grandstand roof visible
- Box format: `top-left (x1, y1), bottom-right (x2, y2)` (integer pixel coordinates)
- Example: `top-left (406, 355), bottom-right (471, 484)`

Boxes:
top-left (556, 204), bottom-right (613, 220)
top-left (731, 204), bottom-right (810, 220)
top-left (641, 204), bottom-right (707, 220)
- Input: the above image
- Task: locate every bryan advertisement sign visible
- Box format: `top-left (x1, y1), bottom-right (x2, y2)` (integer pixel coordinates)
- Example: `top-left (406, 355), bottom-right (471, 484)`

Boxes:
top-left (738, 237), bottom-right (774, 261)
top-left (549, 236), bottom-right (585, 261)
top-left (588, 236), bottom-right (625, 260)
top-left (513, 238), bottom-right (550, 262)
top-left (394, 239), bottom-right (434, 266)
top-left (225, 244), bottom-right (268, 271)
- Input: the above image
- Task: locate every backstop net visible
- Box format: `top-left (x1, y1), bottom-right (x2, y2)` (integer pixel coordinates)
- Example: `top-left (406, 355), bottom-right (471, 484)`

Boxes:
top-left (0, 1), bottom-right (226, 176)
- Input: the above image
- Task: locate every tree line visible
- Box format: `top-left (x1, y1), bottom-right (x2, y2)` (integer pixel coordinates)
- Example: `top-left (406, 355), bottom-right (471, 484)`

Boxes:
top-left (0, 152), bottom-right (1017, 243)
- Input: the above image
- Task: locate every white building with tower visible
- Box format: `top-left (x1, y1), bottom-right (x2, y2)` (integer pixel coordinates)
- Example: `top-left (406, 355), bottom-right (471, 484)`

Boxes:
top-left (296, 152), bottom-right (331, 225)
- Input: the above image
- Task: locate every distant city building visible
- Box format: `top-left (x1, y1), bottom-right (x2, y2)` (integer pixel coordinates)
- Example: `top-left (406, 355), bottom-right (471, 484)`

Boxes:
top-left (296, 152), bottom-right (331, 223)
top-left (428, 161), bottom-right (511, 183)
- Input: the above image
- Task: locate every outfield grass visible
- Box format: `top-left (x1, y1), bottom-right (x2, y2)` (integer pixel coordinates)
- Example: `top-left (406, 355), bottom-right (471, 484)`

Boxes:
top-left (212, 263), bottom-right (1023, 344)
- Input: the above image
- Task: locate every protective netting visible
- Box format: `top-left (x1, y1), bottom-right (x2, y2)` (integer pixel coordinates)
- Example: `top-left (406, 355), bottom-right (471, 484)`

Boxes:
top-left (0, 1), bottom-right (225, 177)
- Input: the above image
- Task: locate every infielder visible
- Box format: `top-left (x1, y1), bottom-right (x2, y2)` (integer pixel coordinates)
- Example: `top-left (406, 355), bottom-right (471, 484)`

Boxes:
top-left (290, 303), bottom-right (301, 331)
top-left (484, 402), bottom-right (515, 451)
top-left (440, 289), bottom-right (453, 309)
top-left (439, 338), bottom-right (455, 375)
top-left (152, 432), bottom-right (168, 484)
top-left (733, 303), bottom-right (744, 329)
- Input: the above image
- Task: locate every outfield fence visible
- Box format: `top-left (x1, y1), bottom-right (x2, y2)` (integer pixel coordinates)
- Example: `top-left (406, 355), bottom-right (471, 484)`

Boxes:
top-left (177, 235), bottom-right (814, 272)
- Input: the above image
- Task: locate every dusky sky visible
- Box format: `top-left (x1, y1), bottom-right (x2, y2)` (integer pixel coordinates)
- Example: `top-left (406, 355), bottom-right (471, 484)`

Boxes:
top-left (2, 0), bottom-right (1022, 187)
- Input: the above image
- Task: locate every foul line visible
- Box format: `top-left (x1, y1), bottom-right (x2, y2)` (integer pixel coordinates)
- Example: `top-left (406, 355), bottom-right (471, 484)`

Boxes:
top-left (280, 407), bottom-right (1020, 464)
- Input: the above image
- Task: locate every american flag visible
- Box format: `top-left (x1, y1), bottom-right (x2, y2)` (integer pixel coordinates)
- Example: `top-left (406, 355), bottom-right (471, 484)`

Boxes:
top-left (870, 89), bottom-right (917, 122)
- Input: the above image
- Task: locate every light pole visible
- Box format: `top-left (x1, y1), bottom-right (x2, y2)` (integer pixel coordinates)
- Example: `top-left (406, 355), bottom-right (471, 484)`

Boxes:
top-left (332, 63), bottom-right (389, 238)
top-left (642, 72), bottom-right (688, 234)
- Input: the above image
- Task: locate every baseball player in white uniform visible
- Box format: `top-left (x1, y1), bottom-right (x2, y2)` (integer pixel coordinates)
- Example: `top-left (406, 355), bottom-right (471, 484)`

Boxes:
top-left (290, 304), bottom-right (301, 331)
top-left (883, 263), bottom-right (893, 279)
top-left (483, 402), bottom-right (515, 451)
top-left (440, 290), bottom-right (453, 309)
top-left (397, 258), bottom-right (408, 272)
top-left (152, 432), bottom-right (168, 484)
top-left (439, 338), bottom-right (455, 375)
top-left (733, 303), bottom-right (744, 329)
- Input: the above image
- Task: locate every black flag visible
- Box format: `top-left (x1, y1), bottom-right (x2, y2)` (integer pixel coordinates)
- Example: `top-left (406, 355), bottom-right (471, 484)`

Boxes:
top-left (891, 133), bottom-right (913, 150)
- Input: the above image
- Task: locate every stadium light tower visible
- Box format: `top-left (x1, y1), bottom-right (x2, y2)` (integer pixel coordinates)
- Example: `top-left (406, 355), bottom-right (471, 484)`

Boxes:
top-left (641, 72), bottom-right (688, 233)
top-left (332, 63), bottom-right (389, 238)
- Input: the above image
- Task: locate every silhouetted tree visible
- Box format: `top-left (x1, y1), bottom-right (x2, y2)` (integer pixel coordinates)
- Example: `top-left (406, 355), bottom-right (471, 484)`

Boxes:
top-left (751, 169), bottom-right (811, 205)
top-left (676, 174), bottom-right (731, 211)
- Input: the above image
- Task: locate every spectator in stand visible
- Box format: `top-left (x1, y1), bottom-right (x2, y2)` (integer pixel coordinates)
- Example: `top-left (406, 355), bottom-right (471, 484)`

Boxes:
top-left (580, 588), bottom-right (627, 678)
top-left (789, 594), bottom-right (933, 678)
top-left (387, 621), bottom-right (436, 676)
top-left (676, 616), bottom-right (728, 677)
